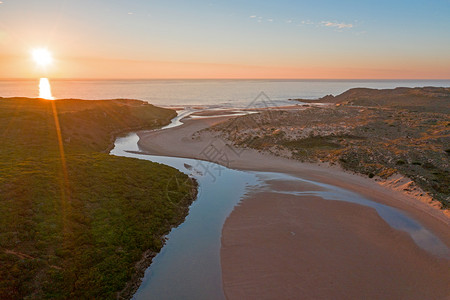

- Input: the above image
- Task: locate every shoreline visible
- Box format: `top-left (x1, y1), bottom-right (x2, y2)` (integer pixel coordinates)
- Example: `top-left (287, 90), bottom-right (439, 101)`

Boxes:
top-left (137, 114), bottom-right (449, 227)
top-left (136, 112), bottom-right (450, 298)
top-left (221, 187), bottom-right (450, 299)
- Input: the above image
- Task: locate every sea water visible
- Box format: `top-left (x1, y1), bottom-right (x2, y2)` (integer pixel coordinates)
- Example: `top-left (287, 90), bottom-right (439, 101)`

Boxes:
top-left (1, 79), bottom-right (449, 108)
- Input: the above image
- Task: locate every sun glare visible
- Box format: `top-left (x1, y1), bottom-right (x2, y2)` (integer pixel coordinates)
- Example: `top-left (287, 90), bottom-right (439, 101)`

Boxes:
top-left (39, 78), bottom-right (54, 100)
top-left (32, 48), bottom-right (53, 67)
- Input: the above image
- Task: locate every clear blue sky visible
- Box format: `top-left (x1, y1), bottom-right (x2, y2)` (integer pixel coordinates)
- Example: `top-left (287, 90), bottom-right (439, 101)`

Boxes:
top-left (1, 0), bottom-right (449, 78)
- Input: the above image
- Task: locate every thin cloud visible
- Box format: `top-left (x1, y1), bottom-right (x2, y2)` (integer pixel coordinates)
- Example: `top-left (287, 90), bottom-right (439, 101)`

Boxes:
top-left (249, 16), bottom-right (274, 23)
top-left (299, 20), bottom-right (314, 25)
top-left (248, 16), bottom-right (354, 31)
top-left (321, 21), bottom-right (353, 29)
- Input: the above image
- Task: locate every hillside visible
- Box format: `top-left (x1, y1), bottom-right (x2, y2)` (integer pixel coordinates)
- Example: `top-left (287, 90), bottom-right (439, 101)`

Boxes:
top-left (296, 87), bottom-right (450, 113)
top-left (209, 88), bottom-right (450, 209)
top-left (0, 98), bottom-right (197, 299)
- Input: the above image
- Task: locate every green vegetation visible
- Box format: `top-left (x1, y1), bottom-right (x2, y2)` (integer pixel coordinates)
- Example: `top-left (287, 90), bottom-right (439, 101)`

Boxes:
top-left (0, 97), bottom-right (197, 299)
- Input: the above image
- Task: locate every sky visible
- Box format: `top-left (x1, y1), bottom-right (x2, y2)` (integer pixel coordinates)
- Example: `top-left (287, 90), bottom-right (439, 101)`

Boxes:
top-left (0, 0), bottom-right (449, 79)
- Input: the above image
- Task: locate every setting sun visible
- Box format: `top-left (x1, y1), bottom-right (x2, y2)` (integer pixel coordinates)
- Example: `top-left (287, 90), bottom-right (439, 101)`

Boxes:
top-left (0, 1), bottom-right (449, 299)
top-left (32, 48), bottom-right (53, 67)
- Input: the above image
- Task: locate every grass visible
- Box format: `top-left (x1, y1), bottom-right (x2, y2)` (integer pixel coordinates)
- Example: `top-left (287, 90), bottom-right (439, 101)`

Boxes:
top-left (0, 97), bottom-right (197, 299)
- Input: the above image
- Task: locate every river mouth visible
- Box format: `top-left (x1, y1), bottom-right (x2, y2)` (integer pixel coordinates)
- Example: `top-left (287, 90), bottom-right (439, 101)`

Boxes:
top-left (110, 114), bottom-right (449, 299)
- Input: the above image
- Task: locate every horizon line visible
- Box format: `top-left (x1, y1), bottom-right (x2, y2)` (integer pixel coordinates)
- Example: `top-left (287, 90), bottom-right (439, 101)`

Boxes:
top-left (1, 78), bottom-right (450, 81)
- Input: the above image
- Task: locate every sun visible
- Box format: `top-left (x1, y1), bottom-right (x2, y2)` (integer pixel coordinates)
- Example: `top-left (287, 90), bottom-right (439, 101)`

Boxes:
top-left (32, 48), bottom-right (53, 67)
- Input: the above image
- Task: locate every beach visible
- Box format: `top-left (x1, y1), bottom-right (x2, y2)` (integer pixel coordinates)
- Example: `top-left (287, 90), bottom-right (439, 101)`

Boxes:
top-left (222, 192), bottom-right (448, 299)
top-left (137, 113), bottom-right (450, 299)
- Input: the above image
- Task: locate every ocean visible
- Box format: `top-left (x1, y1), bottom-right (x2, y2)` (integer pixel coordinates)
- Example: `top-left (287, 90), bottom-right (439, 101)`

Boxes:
top-left (1, 79), bottom-right (449, 108)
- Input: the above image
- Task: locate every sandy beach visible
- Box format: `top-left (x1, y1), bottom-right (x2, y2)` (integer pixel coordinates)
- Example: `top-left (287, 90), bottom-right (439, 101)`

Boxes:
top-left (137, 114), bottom-right (450, 299)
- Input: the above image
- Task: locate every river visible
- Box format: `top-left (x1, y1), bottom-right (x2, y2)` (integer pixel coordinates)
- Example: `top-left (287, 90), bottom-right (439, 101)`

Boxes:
top-left (110, 113), bottom-right (449, 299)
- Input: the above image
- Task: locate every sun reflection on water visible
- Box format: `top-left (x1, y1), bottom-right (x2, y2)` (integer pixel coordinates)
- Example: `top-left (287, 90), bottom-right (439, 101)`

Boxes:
top-left (39, 78), bottom-right (54, 100)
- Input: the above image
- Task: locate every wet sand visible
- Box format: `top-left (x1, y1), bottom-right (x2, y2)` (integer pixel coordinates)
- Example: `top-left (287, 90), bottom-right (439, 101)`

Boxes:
top-left (137, 115), bottom-right (450, 299)
top-left (222, 188), bottom-right (450, 299)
